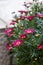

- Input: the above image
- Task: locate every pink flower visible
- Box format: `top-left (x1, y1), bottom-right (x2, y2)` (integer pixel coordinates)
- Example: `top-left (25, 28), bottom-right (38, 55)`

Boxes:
top-left (5, 28), bottom-right (14, 37)
top-left (26, 16), bottom-right (35, 21)
top-left (24, 28), bottom-right (35, 34)
top-left (8, 32), bottom-right (14, 37)
top-left (10, 20), bottom-right (17, 25)
top-left (20, 16), bottom-right (25, 20)
top-left (18, 10), bottom-right (28, 14)
top-left (38, 14), bottom-right (43, 18)
top-left (5, 28), bottom-right (14, 34)
top-left (37, 44), bottom-right (43, 50)
top-left (6, 41), bottom-right (13, 50)
top-left (35, 13), bottom-right (43, 18)
top-left (19, 34), bottom-right (27, 39)
top-left (13, 39), bottom-right (23, 47)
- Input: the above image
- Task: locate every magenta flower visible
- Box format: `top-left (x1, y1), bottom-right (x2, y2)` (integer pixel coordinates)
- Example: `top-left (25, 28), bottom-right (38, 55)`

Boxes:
top-left (38, 14), bottom-right (43, 18)
top-left (35, 13), bottom-right (43, 18)
top-left (20, 16), bottom-right (25, 20)
top-left (5, 28), bottom-right (14, 34)
top-left (13, 39), bottom-right (23, 47)
top-left (8, 32), bottom-right (14, 37)
top-left (24, 28), bottom-right (35, 34)
top-left (37, 44), bottom-right (43, 50)
top-left (10, 20), bottom-right (17, 25)
top-left (19, 34), bottom-right (27, 39)
top-left (26, 16), bottom-right (35, 21)
top-left (18, 10), bottom-right (28, 14)
top-left (6, 41), bottom-right (13, 50)
top-left (5, 28), bottom-right (14, 37)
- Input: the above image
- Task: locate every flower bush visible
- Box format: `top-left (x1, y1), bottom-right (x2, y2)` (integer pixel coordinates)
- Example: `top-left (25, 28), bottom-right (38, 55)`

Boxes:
top-left (5, 0), bottom-right (43, 65)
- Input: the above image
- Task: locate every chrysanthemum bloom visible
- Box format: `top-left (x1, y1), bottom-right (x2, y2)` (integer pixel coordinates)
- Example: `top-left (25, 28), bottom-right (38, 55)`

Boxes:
top-left (38, 14), bottom-right (43, 18)
top-left (24, 28), bottom-right (35, 34)
top-left (5, 28), bottom-right (14, 34)
top-left (37, 44), bottom-right (43, 50)
top-left (19, 34), bottom-right (27, 39)
top-left (18, 10), bottom-right (28, 14)
top-left (8, 32), bottom-right (14, 37)
top-left (10, 20), bottom-right (18, 25)
top-left (35, 13), bottom-right (43, 18)
top-left (6, 41), bottom-right (13, 50)
top-left (20, 16), bottom-right (25, 20)
top-left (10, 21), bottom-right (15, 25)
top-left (26, 16), bottom-right (35, 21)
top-left (13, 39), bottom-right (23, 47)
top-left (10, 22), bottom-right (15, 25)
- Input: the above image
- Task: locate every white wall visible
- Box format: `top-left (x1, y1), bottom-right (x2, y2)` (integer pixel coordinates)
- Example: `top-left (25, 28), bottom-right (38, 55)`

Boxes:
top-left (0, 0), bottom-right (43, 28)
top-left (0, 0), bottom-right (25, 28)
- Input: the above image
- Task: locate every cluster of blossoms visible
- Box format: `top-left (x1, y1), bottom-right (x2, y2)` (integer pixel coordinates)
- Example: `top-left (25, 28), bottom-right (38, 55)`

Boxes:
top-left (5, 28), bottom-right (35, 50)
top-left (5, 28), bottom-right (14, 37)
top-left (5, 1), bottom-right (43, 51)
